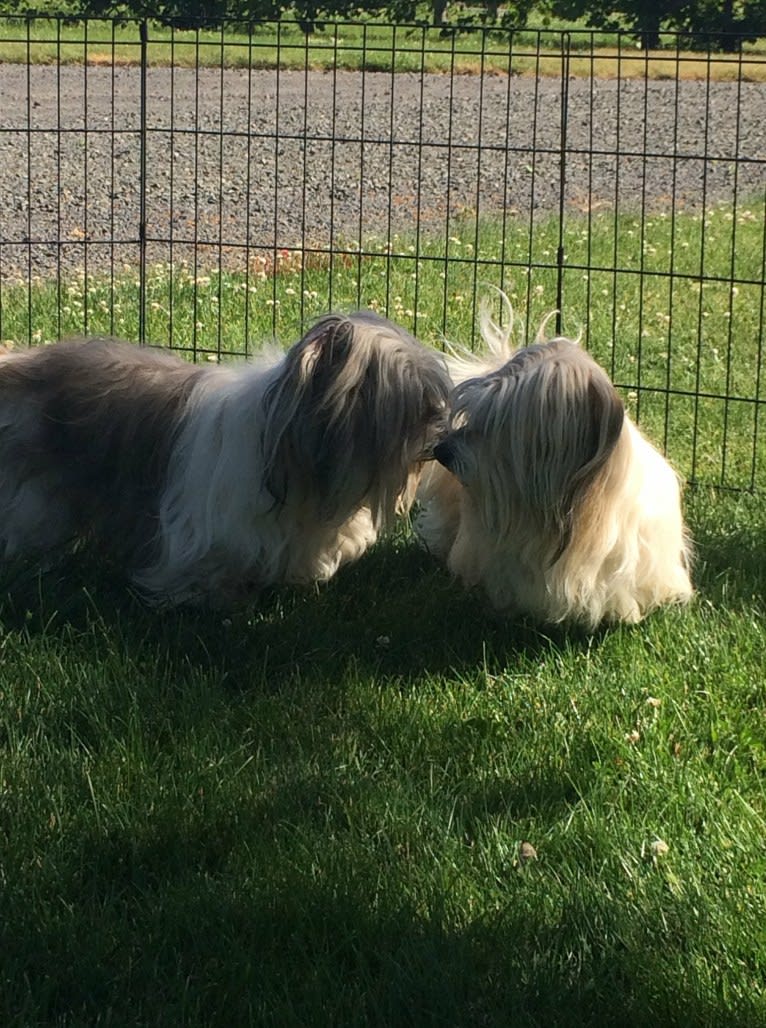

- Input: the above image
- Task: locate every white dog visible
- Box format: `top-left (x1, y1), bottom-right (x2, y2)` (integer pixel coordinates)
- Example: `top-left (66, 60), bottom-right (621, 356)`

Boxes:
top-left (0, 311), bottom-right (450, 605)
top-left (416, 296), bottom-right (693, 628)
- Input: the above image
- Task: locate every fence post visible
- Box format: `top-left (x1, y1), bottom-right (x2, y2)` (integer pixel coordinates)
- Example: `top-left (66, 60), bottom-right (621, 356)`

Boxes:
top-left (555, 32), bottom-right (570, 335)
top-left (138, 18), bottom-right (148, 344)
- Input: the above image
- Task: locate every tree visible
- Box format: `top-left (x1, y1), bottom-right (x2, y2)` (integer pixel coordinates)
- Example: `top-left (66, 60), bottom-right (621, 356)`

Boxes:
top-left (548, 0), bottom-right (679, 48)
top-left (548, 0), bottom-right (766, 50)
top-left (0, 0), bottom-right (538, 31)
top-left (673, 0), bottom-right (766, 49)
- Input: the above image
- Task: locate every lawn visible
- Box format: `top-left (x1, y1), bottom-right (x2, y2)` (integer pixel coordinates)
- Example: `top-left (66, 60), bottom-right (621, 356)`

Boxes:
top-left (0, 480), bottom-right (764, 1026)
top-left (0, 205), bottom-right (765, 1024)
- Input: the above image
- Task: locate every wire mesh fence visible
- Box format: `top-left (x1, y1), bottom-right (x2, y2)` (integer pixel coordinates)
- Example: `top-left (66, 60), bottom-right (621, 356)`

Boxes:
top-left (0, 15), bottom-right (764, 489)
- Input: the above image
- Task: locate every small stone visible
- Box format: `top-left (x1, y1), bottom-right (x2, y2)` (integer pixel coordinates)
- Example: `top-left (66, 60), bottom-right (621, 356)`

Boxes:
top-left (519, 841), bottom-right (537, 865)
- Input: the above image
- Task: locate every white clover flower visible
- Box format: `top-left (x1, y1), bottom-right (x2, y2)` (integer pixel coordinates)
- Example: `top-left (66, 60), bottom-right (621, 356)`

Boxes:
top-left (651, 838), bottom-right (669, 858)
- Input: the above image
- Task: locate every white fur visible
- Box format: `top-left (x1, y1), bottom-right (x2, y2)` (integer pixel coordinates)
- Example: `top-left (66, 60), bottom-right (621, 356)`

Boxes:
top-left (417, 294), bottom-right (693, 628)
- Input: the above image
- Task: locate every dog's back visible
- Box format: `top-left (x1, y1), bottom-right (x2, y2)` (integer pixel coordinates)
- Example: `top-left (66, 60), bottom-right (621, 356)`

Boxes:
top-left (0, 339), bottom-right (207, 564)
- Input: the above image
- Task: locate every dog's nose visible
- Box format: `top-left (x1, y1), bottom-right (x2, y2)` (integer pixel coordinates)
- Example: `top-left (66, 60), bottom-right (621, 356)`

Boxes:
top-left (433, 439), bottom-right (453, 469)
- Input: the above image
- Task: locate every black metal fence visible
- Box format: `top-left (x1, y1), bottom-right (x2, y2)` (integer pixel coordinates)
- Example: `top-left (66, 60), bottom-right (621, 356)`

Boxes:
top-left (0, 16), bottom-right (764, 489)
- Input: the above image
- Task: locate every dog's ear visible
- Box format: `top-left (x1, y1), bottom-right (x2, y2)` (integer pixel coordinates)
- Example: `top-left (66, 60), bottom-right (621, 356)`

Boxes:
top-left (262, 312), bottom-right (449, 522)
top-left (295, 315), bottom-right (356, 394)
top-left (553, 370), bottom-right (625, 558)
top-left (273, 315), bottom-right (355, 409)
top-left (584, 372), bottom-right (625, 471)
top-left (565, 371), bottom-right (624, 499)
top-left (259, 315), bottom-right (356, 507)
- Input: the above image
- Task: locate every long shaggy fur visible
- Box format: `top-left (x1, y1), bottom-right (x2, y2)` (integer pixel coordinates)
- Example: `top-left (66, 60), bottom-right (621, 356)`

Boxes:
top-left (0, 311), bottom-right (449, 605)
top-left (416, 295), bottom-right (693, 628)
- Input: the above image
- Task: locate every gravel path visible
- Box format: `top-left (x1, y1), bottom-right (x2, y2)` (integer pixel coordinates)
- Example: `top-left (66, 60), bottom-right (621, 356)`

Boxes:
top-left (0, 64), bottom-right (764, 280)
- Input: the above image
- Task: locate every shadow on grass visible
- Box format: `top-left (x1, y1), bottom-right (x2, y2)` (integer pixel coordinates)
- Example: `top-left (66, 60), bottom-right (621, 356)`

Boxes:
top-left (1, 498), bottom-right (763, 1027)
top-left (0, 532), bottom-right (594, 687)
top-left (1, 483), bottom-right (763, 690)
top-left (1, 819), bottom-right (756, 1028)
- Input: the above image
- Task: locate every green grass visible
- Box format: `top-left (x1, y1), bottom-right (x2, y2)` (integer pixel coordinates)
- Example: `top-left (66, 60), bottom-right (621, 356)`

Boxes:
top-left (0, 14), bottom-right (764, 80)
top-left (1, 206), bottom-right (766, 1024)
top-left (0, 489), bottom-right (764, 1026)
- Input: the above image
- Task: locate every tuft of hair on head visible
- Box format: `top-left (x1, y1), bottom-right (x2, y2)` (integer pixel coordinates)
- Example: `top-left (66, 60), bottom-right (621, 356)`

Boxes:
top-left (477, 285), bottom-right (567, 354)
top-left (477, 287), bottom-right (516, 359)
top-left (443, 287), bottom-right (573, 388)
top-left (439, 286), bottom-right (518, 384)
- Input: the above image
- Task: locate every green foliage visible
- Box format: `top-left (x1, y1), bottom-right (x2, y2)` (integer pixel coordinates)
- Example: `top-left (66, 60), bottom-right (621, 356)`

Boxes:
top-left (549, 0), bottom-right (766, 49)
top-left (673, 0), bottom-right (766, 49)
top-left (0, 0), bottom-right (405, 29)
top-left (0, 0), bottom-right (762, 48)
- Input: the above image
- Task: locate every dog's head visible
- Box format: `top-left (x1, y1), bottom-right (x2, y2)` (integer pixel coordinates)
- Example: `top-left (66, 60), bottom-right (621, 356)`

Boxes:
top-left (435, 337), bottom-right (625, 544)
top-left (262, 311), bottom-right (450, 523)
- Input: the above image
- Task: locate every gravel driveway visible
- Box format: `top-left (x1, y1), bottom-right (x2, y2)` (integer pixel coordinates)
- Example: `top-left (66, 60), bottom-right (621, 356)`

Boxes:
top-left (0, 64), bottom-right (764, 280)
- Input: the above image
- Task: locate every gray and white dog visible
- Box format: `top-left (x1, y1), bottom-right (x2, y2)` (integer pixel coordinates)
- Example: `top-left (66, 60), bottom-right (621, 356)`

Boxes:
top-left (0, 311), bottom-right (449, 605)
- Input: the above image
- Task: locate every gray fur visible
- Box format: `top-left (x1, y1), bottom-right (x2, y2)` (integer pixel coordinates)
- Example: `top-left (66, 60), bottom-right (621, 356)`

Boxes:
top-left (0, 338), bottom-right (208, 565)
